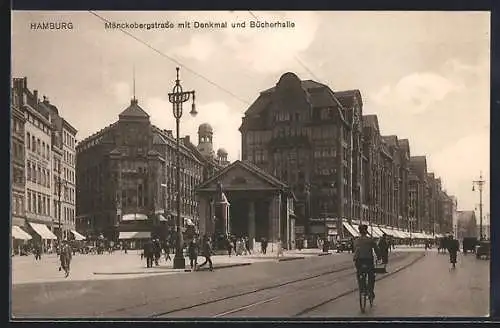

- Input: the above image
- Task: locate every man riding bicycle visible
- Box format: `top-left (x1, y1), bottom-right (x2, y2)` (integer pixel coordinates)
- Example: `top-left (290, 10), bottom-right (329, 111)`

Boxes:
top-left (353, 224), bottom-right (381, 300)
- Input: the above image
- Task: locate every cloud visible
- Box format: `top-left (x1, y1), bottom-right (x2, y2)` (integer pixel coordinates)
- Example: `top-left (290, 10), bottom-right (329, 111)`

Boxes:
top-left (371, 72), bottom-right (459, 115)
top-left (170, 11), bottom-right (320, 74)
top-left (144, 98), bottom-right (242, 162)
top-left (111, 82), bottom-right (132, 101)
top-left (427, 131), bottom-right (489, 212)
top-left (170, 33), bottom-right (218, 62)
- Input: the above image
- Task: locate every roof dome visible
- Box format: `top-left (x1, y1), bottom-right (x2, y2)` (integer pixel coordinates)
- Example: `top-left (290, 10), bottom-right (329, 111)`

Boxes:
top-left (217, 148), bottom-right (228, 157)
top-left (198, 123), bottom-right (213, 134)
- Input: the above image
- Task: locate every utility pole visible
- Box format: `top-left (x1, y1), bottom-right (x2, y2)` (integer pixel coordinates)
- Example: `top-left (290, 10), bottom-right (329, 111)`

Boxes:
top-left (472, 171), bottom-right (486, 240)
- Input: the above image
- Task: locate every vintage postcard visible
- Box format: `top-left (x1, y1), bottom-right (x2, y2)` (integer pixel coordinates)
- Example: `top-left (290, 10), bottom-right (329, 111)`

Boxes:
top-left (10, 10), bottom-right (490, 319)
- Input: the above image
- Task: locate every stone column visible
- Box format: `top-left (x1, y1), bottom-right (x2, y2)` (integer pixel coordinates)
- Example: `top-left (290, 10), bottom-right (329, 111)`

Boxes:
top-left (248, 200), bottom-right (255, 250)
top-left (198, 197), bottom-right (207, 236)
top-left (268, 192), bottom-right (281, 251)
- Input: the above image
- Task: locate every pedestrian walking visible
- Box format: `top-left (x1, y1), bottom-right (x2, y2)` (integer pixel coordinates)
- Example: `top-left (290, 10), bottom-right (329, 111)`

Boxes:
top-left (261, 237), bottom-right (268, 254)
top-left (143, 238), bottom-right (154, 268)
top-left (153, 238), bottom-right (162, 266)
top-left (34, 243), bottom-right (42, 261)
top-left (244, 236), bottom-right (251, 255)
top-left (447, 235), bottom-right (460, 269)
top-left (277, 238), bottom-right (284, 258)
top-left (163, 240), bottom-right (172, 262)
top-left (188, 237), bottom-right (199, 272)
top-left (226, 236), bottom-right (233, 256)
top-left (59, 241), bottom-right (73, 278)
top-left (199, 237), bottom-right (214, 271)
top-left (377, 234), bottom-right (389, 266)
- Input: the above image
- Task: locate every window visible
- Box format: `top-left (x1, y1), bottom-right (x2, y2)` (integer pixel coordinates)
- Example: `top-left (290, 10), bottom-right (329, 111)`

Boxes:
top-left (27, 162), bottom-right (31, 181)
top-left (26, 133), bottom-right (31, 149)
top-left (27, 192), bottom-right (31, 212)
top-left (37, 194), bottom-right (42, 214)
top-left (42, 142), bottom-right (45, 158)
top-left (37, 139), bottom-right (41, 155)
top-left (32, 136), bottom-right (35, 152)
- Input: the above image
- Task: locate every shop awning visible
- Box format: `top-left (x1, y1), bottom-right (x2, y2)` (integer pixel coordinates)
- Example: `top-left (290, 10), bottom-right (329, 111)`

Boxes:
top-left (12, 226), bottom-right (32, 240)
top-left (367, 226), bottom-right (381, 238)
top-left (158, 214), bottom-right (168, 222)
top-left (342, 221), bottom-right (360, 237)
top-left (29, 222), bottom-right (57, 239)
top-left (119, 231), bottom-right (151, 239)
top-left (380, 228), bottom-right (398, 238)
top-left (371, 226), bottom-right (386, 238)
top-left (71, 230), bottom-right (86, 241)
top-left (122, 213), bottom-right (148, 221)
top-left (184, 218), bottom-right (195, 226)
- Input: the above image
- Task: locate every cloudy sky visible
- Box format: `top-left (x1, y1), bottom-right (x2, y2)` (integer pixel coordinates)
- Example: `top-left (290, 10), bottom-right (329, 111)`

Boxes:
top-left (11, 11), bottom-right (490, 223)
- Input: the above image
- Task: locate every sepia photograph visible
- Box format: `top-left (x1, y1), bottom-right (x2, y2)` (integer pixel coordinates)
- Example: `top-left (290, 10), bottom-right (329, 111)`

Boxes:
top-left (10, 10), bottom-right (490, 319)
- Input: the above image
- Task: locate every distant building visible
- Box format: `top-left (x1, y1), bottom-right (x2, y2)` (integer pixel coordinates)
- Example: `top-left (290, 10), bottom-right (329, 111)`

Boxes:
top-left (456, 210), bottom-right (477, 240)
top-left (75, 97), bottom-right (224, 240)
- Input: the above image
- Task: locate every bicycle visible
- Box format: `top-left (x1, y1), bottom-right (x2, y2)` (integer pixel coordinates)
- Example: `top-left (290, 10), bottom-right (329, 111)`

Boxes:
top-left (357, 263), bottom-right (374, 313)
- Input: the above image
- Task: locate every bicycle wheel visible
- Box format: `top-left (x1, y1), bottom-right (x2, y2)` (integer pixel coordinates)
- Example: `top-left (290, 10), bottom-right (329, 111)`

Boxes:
top-left (359, 273), bottom-right (367, 313)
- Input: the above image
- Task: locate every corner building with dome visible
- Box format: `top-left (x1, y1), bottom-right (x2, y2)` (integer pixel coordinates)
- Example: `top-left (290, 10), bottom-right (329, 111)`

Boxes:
top-left (75, 97), bottom-right (227, 241)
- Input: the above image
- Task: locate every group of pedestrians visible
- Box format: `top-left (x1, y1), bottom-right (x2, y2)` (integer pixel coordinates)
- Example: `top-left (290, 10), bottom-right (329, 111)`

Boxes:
top-left (226, 235), bottom-right (252, 256)
top-left (188, 236), bottom-right (214, 272)
top-left (142, 238), bottom-right (173, 268)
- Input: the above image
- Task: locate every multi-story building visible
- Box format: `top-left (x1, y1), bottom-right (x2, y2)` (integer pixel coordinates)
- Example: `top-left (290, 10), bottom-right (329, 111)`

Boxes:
top-left (75, 97), bottom-right (223, 240)
top-left (11, 89), bottom-right (26, 228)
top-left (12, 77), bottom-right (57, 247)
top-left (11, 77), bottom-right (79, 247)
top-left (41, 97), bottom-right (78, 240)
top-left (240, 72), bottom-right (457, 240)
top-left (240, 72), bottom-right (362, 241)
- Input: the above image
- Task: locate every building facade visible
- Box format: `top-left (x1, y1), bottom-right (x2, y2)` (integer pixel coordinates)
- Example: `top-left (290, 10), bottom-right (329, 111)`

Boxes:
top-left (75, 97), bottom-right (223, 240)
top-left (11, 90), bottom-right (26, 228)
top-left (13, 78), bottom-right (54, 234)
top-left (240, 72), bottom-right (456, 239)
top-left (11, 77), bottom-right (79, 245)
top-left (41, 97), bottom-right (78, 240)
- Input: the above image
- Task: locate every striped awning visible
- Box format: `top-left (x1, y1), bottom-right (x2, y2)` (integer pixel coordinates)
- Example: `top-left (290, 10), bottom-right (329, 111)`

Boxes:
top-left (343, 221), bottom-right (360, 237)
top-left (71, 230), bottom-right (86, 241)
top-left (369, 226), bottom-right (383, 238)
top-left (119, 231), bottom-right (151, 239)
top-left (12, 226), bottom-right (32, 240)
top-left (29, 222), bottom-right (57, 239)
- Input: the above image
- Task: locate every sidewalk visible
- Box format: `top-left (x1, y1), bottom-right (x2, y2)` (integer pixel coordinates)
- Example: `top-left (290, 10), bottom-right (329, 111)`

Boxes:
top-left (11, 249), bottom-right (315, 285)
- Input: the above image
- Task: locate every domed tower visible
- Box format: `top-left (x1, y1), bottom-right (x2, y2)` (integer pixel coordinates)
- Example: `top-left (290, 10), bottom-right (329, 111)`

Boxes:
top-left (197, 123), bottom-right (215, 158)
top-left (217, 148), bottom-right (229, 166)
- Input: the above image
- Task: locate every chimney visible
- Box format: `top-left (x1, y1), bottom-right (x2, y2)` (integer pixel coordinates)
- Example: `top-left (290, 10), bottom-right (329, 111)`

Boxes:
top-left (33, 90), bottom-right (38, 102)
top-left (184, 136), bottom-right (190, 144)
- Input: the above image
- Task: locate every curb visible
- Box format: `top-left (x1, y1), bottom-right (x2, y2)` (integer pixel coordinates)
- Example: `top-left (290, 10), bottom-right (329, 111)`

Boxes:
top-left (318, 252), bottom-right (332, 256)
top-left (93, 262), bottom-right (252, 275)
top-left (278, 256), bottom-right (305, 262)
top-left (193, 263), bottom-right (252, 272)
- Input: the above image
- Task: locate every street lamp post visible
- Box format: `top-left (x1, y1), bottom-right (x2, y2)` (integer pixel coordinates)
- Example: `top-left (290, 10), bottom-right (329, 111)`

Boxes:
top-left (168, 67), bottom-right (197, 269)
top-left (56, 173), bottom-right (67, 252)
top-left (472, 171), bottom-right (486, 241)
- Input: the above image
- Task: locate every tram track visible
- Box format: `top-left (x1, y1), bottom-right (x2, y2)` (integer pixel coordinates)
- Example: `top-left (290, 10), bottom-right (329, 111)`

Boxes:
top-left (149, 252), bottom-right (412, 318)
